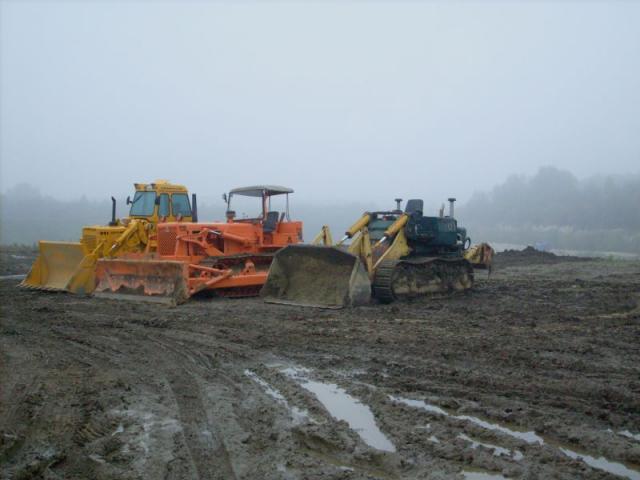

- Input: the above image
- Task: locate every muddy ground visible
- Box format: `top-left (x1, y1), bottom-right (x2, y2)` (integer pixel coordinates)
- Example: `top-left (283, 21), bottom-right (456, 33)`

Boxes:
top-left (0, 246), bottom-right (37, 276)
top-left (1, 249), bottom-right (639, 479)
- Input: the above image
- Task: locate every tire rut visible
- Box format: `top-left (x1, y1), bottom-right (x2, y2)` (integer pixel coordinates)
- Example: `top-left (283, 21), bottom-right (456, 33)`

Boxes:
top-left (147, 336), bottom-right (238, 480)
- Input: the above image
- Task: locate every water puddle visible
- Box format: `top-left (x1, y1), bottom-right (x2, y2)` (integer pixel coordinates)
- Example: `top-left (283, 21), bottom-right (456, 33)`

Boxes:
top-left (0, 274), bottom-right (25, 281)
top-left (458, 433), bottom-right (523, 461)
top-left (295, 380), bottom-right (396, 452)
top-left (390, 395), bottom-right (449, 416)
top-left (560, 448), bottom-right (640, 480)
top-left (88, 453), bottom-right (106, 464)
top-left (462, 470), bottom-right (507, 480)
top-left (244, 370), bottom-right (309, 426)
top-left (280, 366), bottom-right (311, 378)
top-left (389, 395), bottom-right (543, 444)
top-left (282, 367), bottom-right (396, 452)
top-left (391, 395), bottom-right (640, 479)
top-left (455, 414), bottom-right (543, 445)
top-left (336, 368), bottom-right (368, 377)
top-left (414, 423), bottom-right (431, 431)
top-left (607, 428), bottom-right (640, 443)
top-left (619, 430), bottom-right (640, 442)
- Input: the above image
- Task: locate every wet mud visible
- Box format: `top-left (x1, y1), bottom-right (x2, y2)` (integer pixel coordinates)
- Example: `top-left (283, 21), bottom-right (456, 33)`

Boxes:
top-left (0, 246), bottom-right (37, 276)
top-left (1, 249), bottom-right (639, 479)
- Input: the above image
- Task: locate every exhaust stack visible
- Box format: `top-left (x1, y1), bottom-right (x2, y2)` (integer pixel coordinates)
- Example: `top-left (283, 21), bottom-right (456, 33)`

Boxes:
top-left (110, 197), bottom-right (117, 226)
top-left (192, 194), bottom-right (198, 222)
top-left (448, 197), bottom-right (456, 218)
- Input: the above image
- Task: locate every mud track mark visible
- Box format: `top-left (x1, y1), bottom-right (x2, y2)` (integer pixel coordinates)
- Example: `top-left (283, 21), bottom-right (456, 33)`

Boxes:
top-left (148, 336), bottom-right (237, 480)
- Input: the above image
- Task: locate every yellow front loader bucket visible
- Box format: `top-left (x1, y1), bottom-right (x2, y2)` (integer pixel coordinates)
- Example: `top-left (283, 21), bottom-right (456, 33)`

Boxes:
top-left (20, 241), bottom-right (96, 294)
top-left (94, 258), bottom-right (190, 305)
top-left (260, 245), bottom-right (371, 308)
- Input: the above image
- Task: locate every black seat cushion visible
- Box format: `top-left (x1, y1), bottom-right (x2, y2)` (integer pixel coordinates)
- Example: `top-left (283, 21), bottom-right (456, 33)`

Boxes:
top-left (263, 211), bottom-right (279, 233)
top-left (404, 199), bottom-right (424, 216)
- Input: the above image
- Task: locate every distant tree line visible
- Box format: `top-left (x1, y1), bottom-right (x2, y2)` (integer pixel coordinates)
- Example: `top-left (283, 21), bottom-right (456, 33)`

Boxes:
top-left (0, 183), bottom-right (369, 246)
top-left (2, 167), bottom-right (639, 254)
top-left (458, 167), bottom-right (640, 253)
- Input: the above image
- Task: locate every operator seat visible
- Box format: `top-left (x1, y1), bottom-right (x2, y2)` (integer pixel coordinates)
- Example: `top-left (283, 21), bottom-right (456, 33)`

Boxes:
top-left (263, 211), bottom-right (279, 233)
top-left (405, 199), bottom-right (424, 216)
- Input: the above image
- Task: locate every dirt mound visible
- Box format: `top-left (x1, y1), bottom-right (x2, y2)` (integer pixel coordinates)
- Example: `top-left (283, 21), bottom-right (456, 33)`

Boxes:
top-left (494, 245), bottom-right (592, 268)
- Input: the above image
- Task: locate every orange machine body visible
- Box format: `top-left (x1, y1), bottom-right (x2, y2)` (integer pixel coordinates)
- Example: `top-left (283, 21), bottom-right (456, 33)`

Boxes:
top-left (156, 218), bottom-right (302, 293)
top-left (94, 185), bottom-right (303, 304)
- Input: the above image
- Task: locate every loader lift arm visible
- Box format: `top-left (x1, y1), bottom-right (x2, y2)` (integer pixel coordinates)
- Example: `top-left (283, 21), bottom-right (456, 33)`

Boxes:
top-left (21, 180), bottom-right (194, 295)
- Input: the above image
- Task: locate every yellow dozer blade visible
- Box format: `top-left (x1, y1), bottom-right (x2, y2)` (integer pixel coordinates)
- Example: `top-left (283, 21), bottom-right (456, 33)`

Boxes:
top-left (260, 245), bottom-right (371, 308)
top-left (20, 241), bottom-right (96, 294)
top-left (94, 258), bottom-right (190, 306)
top-left (463, 243), bottom-right (495, 272)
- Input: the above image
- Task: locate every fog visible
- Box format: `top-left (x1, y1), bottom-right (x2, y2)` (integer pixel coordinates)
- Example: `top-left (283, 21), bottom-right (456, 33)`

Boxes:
top-left (1, 2), bottom-right (639, 252)
top-left (2, 166), bottom-right (640, 253)
top-left (1, 1), bottom-right (639, 206)
top-left (459, 167), bottom-right (640, 253)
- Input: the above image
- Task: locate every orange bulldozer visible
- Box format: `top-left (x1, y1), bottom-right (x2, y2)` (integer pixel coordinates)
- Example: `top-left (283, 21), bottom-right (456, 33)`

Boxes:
top-left (94, 185), bottom-right (303, 305)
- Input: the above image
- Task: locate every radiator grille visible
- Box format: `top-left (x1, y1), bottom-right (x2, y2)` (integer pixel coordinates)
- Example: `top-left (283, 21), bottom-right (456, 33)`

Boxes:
top-left (158, 228), bottom-right (177, 256)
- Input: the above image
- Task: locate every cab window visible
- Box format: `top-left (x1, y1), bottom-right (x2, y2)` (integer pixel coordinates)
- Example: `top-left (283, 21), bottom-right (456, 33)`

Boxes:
top-left (159, 194), bottom-right (170, 217)
top-left (171, 193), bottom-right (191, 217)
top-left (130, 191), bottom-right (157, 216)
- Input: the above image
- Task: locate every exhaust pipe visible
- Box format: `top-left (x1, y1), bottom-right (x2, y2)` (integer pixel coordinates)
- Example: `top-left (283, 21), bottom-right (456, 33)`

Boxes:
top-left (110, 197), bottom-right (117, 226)
top-left (448, 197), bottom-right (456, 218)
top-left (192, 193), bottom-right (198, 222)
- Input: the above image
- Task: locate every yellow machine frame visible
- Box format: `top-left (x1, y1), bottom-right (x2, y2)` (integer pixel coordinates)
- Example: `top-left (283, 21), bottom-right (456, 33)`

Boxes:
top-left (311, 213), bottom-right (412, 279)
top-left (21, 180), bottom-right (193, 295)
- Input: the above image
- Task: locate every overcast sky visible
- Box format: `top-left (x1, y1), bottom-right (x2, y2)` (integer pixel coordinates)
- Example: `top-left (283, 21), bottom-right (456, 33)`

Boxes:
top-left (1, 1), bottom-right (639, 206)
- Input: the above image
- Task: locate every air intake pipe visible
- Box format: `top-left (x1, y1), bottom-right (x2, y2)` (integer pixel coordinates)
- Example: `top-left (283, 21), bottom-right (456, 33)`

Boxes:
top-left (448, 197), bottom-right (456, 218)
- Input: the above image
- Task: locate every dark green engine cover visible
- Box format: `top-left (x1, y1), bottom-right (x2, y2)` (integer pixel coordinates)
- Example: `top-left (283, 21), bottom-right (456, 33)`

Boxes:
top-left (405, 213), bottom-right (467, 257)
top-left (363, 201), bottom-right (469, 258)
